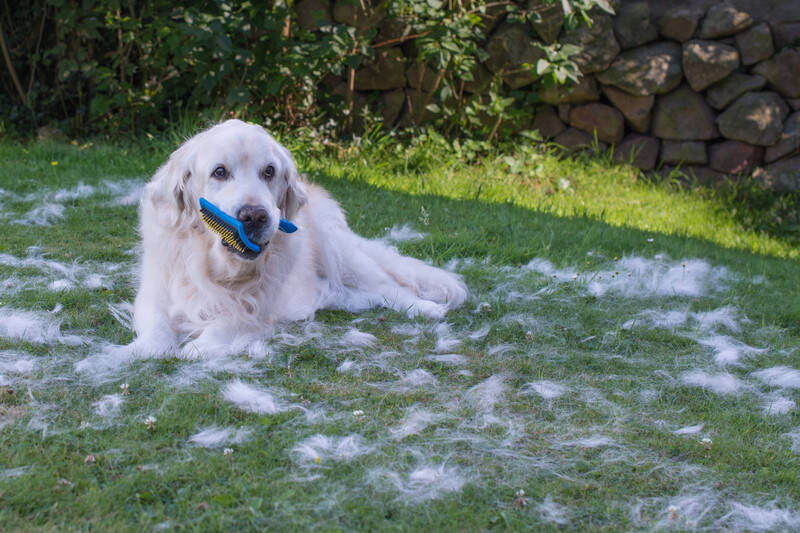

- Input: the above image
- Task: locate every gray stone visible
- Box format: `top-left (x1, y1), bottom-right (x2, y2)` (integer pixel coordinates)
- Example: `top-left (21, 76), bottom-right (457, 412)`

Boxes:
top-left (613, 134), bottom-right (660, 170)
top-left (35, 125), bottom-right (68, 142)
top-left (463, 64), bottom-right (492, 94)
top-left (569, 103), bottom-right (625, 143)
top-left (332, 82), bottom-right (369, 132)
top-left (596, 42), bottom-right (683, 96)
top-left (698, 3), bottom-right (753, 40)
top-left (682, 166), bottom-right (729, 186)
top-left (601, 84), bottom-right (654, 133)
top-left (658, 7), bottom-right (702, 42)
top-left (554, 127), bottom-right (607, 153)
top-left (682, 40), bottom-right (740, 92)
top-left (296, 0), bottom-right (332, 31)
top-left (735, 23), bottom-right (774, 66)
top-left (381, 89), bottom-right (405, 127)
top-left (661, 141), bottom-right (708, 165)
top-left (754, 157), bottom-right (800, 191)
top-left (773, 22), bottom-right (800, 49)
top-left (706, 73), bottom-right (767, 110)
top-left (765, 111), bottom-right (800, 163)
top-left (709, 140), bottom-right (763, 174)
top-left (375, 17), bottom-right (413, 45)
top-left (652, 85), bottom-right (717, 140)
top-left (406, 62), bottom-right (439, 92)
top-left (614, 2), bottom-right (658, 49)
top-left (354, 48), bottom-right (406, 91)
top-left (753, 49), bottom-right (800, 99)
top-left (530, 1), bottom-right (563, 44)
top-left (653, 166), bottom-right (726, 186)
top-left (540, 76), bottom-right (600, 105)
top-left (485, 23), bottom-right (543, 89)
top-left (558, 104), bottom-right (571, 123)
top-left (333, 0), bottom-right (383, 32)
top-left (561, 13), bottom-right (621, 74)
top-left (398, 88), bottom-right (432, 127)
top-left (477, 1), bottom-right (506, 34)
top-left (718, 91), bottom-right (790, 146)
top-left (532, 105), bottom-right (567, 138)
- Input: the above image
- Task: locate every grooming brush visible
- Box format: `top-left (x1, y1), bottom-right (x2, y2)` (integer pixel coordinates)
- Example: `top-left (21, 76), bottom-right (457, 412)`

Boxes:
top-left (199, 197), bottom-right (297, 259)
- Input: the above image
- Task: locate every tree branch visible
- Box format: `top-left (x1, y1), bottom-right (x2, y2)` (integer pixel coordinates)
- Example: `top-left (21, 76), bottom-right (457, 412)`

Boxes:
top-left (0, 25), bottom-right (28, 107)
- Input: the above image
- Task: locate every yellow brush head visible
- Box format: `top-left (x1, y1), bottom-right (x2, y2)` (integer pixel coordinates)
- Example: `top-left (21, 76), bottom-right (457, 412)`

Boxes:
top-left (200, 210), bottom-right (249, 255)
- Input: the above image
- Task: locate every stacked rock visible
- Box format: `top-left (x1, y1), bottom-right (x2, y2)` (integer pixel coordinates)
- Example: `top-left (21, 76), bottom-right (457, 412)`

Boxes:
top-left (544, 2), bottom-right (799, 190)
top-left (296, 0), bottom-right (799, 190)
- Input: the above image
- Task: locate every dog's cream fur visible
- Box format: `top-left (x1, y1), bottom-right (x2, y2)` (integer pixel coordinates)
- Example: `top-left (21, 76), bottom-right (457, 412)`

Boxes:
top-left (132, 120), bottom-right (467, 357)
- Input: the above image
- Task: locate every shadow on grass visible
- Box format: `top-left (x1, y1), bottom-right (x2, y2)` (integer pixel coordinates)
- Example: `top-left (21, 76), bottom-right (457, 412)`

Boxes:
top-left (0, 140), bottom-right (798, 328)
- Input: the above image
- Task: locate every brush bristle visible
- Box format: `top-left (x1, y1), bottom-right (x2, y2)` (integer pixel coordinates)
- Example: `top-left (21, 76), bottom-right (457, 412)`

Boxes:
top-left (199, 208), bottom-right (259, 259)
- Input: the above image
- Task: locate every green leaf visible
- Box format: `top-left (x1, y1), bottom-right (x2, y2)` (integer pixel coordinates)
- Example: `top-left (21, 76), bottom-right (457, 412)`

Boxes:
top-left (594, 0), bottom-right (616, 15)
top-left (560, 44), bottom-right (582, 57)
top-left (536, 59), bottom-right (551, 75)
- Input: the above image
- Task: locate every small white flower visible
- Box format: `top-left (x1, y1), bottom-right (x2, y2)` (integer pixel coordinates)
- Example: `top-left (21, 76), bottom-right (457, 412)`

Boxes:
top-left (223, 448), bottom-right (234, 457)
top-left (702, 437), bottom-right (712, 450)
top-left (119, 383), bottom-right (130, 395)
top-left (513, 489), bottom-right (527, 508)
top-left (525, 330), bottom-right (534, 340)
top-left (352, 409), bottom-right (365, 419)
top-left (668, 505), bottom-right (679, 520)
top-left (647, 238), bottom-right (654, 243)
top-left (84, 455), bottom-right (96, 465)
top-left (144, 416), bottom-right (157, 431)
top-left (478, 302), bottom-right (492, 313)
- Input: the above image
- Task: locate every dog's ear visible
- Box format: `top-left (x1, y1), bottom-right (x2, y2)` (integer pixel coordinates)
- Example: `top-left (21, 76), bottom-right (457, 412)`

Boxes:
top-left (145, 141), bottom-right (200, 228)
top-left (277, 146), bottom-right (308, 221)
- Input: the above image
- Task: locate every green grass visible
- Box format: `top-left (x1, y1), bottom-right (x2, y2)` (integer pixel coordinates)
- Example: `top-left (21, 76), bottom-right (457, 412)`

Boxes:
top-left (0, 134), bottom-right (799, 531)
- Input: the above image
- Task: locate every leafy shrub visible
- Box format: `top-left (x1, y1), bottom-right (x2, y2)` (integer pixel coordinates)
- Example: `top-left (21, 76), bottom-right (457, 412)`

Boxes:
top-left (0, 0), bottom-right (612, 140)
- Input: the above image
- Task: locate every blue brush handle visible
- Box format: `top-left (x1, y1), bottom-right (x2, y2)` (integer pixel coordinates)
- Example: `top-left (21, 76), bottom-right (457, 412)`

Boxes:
top-left (199, 198), bottom-right (261, 252)
top-left (199, 198), bottom-right (298, 251)
top-left (279, 218), bottom-right (298, 233)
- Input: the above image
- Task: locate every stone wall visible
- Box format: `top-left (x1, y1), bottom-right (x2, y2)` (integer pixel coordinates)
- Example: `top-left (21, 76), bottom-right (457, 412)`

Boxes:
top-left (551, 1), bottom-right (800, 190)
top-left (297, 0), bottom-right (799, 189)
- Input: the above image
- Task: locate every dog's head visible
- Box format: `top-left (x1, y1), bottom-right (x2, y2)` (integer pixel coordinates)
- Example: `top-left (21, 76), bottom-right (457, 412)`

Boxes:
top-left (148, 120), bottom-right (308, 259)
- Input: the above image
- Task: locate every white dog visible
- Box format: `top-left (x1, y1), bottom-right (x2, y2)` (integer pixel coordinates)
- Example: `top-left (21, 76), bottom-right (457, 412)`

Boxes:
top-left (132, 120), bottom-right (467, 357)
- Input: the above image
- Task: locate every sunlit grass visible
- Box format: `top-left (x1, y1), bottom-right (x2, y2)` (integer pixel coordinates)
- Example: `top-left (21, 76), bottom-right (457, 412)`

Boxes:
top-left (0, 133), bottom-right (799, 531)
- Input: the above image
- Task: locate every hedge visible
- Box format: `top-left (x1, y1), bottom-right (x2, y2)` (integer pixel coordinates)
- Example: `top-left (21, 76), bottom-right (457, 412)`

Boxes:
top-left (0, 0), bottom-right (610, 139)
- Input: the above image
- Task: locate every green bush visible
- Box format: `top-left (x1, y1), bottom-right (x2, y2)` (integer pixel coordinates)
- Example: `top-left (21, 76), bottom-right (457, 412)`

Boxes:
top-left (0, 0), bottom-right (611, 139)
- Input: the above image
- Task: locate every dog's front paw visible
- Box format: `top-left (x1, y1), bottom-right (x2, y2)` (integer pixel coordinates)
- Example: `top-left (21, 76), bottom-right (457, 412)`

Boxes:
top-left (129, 335), bottom-right (177, 357)
top-left (407, 299), bottom-right (448, 320)
top-left (417, 273), bottom-right (468, 309)
top-left (180, 337), bottom-right (228, 359)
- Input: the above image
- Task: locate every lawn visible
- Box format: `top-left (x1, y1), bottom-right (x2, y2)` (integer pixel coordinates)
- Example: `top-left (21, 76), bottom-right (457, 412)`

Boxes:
top-left (0, 132), bottom-right (799, 531)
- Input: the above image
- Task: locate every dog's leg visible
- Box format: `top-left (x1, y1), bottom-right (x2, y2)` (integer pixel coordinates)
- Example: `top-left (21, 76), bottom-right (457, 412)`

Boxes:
top-left (132, 286), bottom-right (178, 356)
top-left (356, 238), bottom-right (468, 310)
top-left (179, 325), bottom-right (261, 359)
top-left (131, 241), bottom-right (179, 355)
top-left (329, 236), bottom-right (467, 319)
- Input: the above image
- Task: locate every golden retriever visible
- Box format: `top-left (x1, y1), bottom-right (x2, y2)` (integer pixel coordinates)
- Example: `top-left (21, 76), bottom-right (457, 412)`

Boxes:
top-left (132, 120), bottom-right (467, 357)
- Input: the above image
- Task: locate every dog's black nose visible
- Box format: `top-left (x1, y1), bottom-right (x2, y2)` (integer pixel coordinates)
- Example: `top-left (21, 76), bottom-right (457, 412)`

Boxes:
top-left (237, 205), bottom-right (269, 227)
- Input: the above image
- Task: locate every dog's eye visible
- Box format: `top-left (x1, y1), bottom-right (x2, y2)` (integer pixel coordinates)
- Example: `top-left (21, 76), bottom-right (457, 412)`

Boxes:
top-left (212, 166), bottom-right (228, 180)
top-left (263, 164), bottom-right (275, 181)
